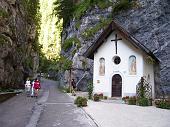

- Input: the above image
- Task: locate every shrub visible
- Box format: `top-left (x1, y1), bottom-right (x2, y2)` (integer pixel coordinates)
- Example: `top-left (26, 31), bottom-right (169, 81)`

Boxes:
top-left (103, 96), bottom-right (108, 100)
top-left (138, 97), bottom-right (149, 106)
top-left (0, 8), bottom-right (9, 18)
top-left (95, 0), bottom-right (112, 9)
top-left (112, 0), bottom-right (132, 14)
top-left (128, 96), bottom-right (136, 105)
top-left (155, 99), bottom-right (170, 109)
top-left (74, 96), bottom-right (87, 107)
top-left (61, 86), bottom-right (71, 93)
top-left (122, 96), bottom-right (129, 103)
top-left (87, 81), bottom-right (93, 99)
top-left (62, 37), bottom-right (81, 51)
top-left (75, 20), bottom-right (81, 29)
top-left (0, 34), bottom-right (8, 45)
top-left (98, 93), bottom-right (104, 99)
top-left (93, 94), bottom-right (100, 101)
top-left (62, 39), bottom-right (73, 51)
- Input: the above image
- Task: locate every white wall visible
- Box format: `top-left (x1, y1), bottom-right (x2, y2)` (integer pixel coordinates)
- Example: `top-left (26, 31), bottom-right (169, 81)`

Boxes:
top-left (143, 54), bottom-right (155, 98)
top-left (93, 31), bottom-right (154, 97)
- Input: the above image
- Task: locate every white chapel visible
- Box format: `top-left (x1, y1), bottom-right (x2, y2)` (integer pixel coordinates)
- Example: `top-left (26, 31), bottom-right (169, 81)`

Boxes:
top-left (84, 20), bottom-right (158, 98)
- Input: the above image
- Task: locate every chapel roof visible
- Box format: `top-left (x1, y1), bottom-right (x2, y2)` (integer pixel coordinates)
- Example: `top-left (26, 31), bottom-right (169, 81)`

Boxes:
top-left (84, 20), bottom-right (158, 61)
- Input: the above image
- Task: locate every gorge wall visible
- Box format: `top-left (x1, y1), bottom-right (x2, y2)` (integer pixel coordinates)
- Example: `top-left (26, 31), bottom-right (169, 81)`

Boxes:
top-left (61, 0), bottom-right (170, 97)
top-left (0, 0), bottom-right (39, 88)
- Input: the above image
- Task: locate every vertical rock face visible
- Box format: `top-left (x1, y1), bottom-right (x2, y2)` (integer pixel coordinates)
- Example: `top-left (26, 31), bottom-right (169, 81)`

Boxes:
top-left (62, 0), bottom-right (170, 96)
top-left (0, 0), bottom-right (39, 88)
top-left (61, 6), bottom-right (112, 91)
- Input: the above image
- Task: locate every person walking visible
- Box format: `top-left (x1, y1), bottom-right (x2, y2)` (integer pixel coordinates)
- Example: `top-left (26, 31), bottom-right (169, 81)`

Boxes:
top-left (30, 79), bottom-right (35, 97)
top-left (25, 78), bottom-right (31, 97)
top-left (71, 79), bottom-right (76, 96)
top-left (33, 78), bottom-right (41, 98)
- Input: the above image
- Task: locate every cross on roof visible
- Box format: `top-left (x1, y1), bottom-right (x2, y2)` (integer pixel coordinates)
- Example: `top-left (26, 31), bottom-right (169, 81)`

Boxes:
top-left (111, 34), bottom-right (122, 54)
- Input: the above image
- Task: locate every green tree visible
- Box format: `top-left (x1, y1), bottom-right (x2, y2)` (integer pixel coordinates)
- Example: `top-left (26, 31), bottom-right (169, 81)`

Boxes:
top-left (53, 0), bottom-right (75, 27)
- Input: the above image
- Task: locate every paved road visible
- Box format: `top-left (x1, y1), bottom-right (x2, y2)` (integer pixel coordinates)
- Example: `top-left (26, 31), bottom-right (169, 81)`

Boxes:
top-left (0, 79), bottom-right (96, 127)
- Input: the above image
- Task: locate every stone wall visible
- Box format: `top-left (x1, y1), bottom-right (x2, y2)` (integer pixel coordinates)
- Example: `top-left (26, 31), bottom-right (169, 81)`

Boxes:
top-left (0, 0), bottom-right (39, 88)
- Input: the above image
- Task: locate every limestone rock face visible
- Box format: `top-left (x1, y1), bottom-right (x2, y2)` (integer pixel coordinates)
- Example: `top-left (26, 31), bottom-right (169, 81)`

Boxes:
top-left (61, 6), bottom-right (111, 91)
top-left (0, 0), bottom-right (39, 88)
top-left (62, 0), bottom-right (170, 96)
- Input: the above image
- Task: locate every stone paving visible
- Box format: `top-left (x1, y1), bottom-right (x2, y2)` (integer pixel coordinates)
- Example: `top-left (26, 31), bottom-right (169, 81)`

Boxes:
top-left (83, 100), bottom-right (170, 127)
top-left (69, 92), bottom-right (170, 127)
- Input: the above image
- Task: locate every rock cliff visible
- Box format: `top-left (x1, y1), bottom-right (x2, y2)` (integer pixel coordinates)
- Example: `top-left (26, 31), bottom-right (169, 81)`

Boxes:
top-left (61, 6), bottom-right (112, 91)
top-left (61, 0), bottom-right (170, 96)
top-left (0, 0), bottom-right (39, 88)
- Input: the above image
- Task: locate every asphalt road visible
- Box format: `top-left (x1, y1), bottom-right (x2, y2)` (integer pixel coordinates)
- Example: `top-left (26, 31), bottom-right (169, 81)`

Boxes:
top-left (0, 79), bottom-right (97, 127)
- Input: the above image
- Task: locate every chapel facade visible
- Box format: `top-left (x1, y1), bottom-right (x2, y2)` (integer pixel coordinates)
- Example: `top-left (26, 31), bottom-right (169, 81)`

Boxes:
top-left (84, 20), bottom-right (159, 98)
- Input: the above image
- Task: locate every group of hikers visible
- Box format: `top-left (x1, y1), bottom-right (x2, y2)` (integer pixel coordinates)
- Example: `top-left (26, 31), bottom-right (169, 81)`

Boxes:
top-left (25, 78), bottom-right (41, 98)
top-left (25, 78), bottom-right (76, 97)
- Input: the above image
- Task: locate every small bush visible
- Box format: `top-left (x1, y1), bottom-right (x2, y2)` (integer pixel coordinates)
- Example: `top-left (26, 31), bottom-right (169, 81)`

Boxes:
top-left (128, 96), bottom-right (136, 105)
top-left (155, 99), bottom-right (170, 109)
top-left (75, 20), bottom-right (81, 29)
top-left (74, 96), bottom-right (87, 107)
top-left (0, 8), bottom-right (9, 18)
top-left (62, 37), bottom-right (81, 51)
top-left (61, 86), bottom-right (71, 93)
top-left (98, 93), bottom-right (103, 99)
top-left (87, 81), bottom-right (93, 99)
top-left (122, 96), bottom-right (129, 103)
top-left (93, 94), bottom-right (100, 101)
top-left (103, 96), bottom-right (108, 100)
top-left (112, 0), bottom-right (132, 14)
top-left (138, 98), bottom-right (149, 106)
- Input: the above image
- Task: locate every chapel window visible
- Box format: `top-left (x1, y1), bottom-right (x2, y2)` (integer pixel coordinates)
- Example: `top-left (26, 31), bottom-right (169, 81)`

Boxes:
top-left (113, 56), bottom-right (121, 65)
top-left (99, 58), bottom-right (105, 76)
top-left (129, 55), bottom-right (136, 75)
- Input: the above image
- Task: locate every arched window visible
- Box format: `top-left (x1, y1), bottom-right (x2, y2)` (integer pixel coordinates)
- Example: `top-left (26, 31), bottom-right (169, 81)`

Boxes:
top-left (129, 55), bottom-right (136, 75)
top-left (99, 58), bottom-right (105, 76)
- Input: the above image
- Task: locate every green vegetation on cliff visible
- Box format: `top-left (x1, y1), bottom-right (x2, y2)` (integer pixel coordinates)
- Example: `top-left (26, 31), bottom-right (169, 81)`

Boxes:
top-left (82, 18), bottom-right (112, 39)
top-left (0, 35), bottom-right (8, 45)
top-left (53, 0), bottom-right (112, 27)
top-left (62, 37), bottom-right (81, 51)
top-left (0, 7), bottom-right (9, 19)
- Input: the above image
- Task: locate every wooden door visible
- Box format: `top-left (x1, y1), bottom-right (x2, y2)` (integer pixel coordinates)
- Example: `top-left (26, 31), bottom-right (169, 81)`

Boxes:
top-left (112, 74), bottom-right (122, 97)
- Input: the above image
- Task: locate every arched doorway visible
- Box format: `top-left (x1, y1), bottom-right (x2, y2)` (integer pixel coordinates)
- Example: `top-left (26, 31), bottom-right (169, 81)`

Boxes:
top-left (112, 74), bottom-right (122, 97)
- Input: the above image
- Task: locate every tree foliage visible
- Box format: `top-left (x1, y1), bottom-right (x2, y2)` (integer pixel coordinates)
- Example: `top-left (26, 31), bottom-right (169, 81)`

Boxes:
top-left (53, 0), bottom-right (112, 27)
top-left (39, 53), bottom-right (72, 73)
top-left (53, 0), bottom-right (75, 27)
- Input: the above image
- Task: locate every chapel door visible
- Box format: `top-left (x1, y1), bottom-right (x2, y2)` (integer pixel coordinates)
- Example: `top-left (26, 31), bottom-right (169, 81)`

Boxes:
top-left (112, 74), bottom-right (122, 97)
